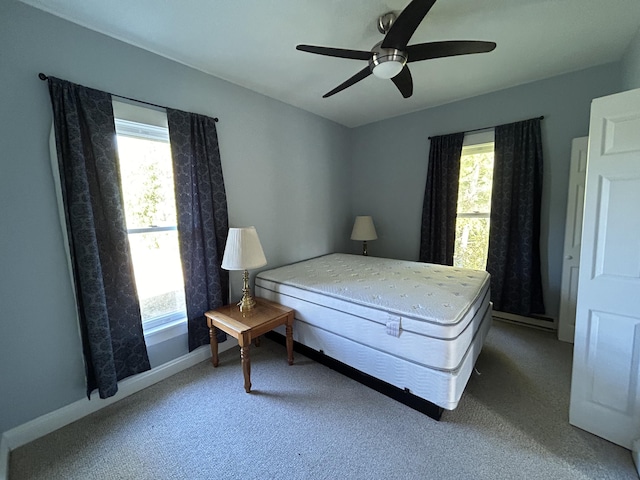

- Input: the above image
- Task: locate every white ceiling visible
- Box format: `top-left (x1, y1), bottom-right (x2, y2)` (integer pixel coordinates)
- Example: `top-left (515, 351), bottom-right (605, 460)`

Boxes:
top-left (20, 0), bottom-right (640, 128)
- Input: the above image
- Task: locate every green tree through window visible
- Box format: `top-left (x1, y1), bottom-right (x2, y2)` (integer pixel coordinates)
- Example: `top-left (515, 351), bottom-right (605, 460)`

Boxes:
top-left (454, 142), bottom-right (494, 270)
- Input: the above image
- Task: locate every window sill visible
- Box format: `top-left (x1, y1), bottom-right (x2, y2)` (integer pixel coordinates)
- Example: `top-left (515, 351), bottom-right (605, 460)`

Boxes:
top-left (143, 317), bottom-right (187, 346)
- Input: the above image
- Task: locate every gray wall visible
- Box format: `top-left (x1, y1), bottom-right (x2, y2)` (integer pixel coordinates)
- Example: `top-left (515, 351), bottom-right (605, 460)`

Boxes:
top-left (0, 0), bottom-right (631, 438)
top-left (348, 64), bottom-right (622, 320)
top-left (622, 26), bottom-right (640, 90)
top-left (0, 0), bottom-right (350, 434)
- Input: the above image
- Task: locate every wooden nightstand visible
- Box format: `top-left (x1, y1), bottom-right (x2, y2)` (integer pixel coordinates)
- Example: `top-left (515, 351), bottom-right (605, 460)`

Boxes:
top-left (204, 297), bottom-right (294, 393)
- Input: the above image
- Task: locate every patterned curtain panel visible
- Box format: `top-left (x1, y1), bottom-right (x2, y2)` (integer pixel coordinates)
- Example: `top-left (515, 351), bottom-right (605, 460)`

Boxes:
top-left (167, 109), bottom-right (229, 352)
top-left (419, 132), bottom-right (465, 265)
top-left (47, 77), bottom-right (150, 399)
top-left (488, 118), bottom-right (545, 315)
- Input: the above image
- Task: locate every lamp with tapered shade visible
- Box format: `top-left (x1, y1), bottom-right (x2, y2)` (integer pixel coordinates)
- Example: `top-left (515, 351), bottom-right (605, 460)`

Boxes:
top-left (350, 216), bottom-right (377, 256)
top-left (221, 227), bottom-right (267, 312)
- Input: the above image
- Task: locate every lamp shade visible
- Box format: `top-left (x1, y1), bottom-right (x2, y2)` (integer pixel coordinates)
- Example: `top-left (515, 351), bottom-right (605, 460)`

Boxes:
top-left (221, 227), bottom-right (267, 271)
top-left (350, 216), bottom-right (378, 241)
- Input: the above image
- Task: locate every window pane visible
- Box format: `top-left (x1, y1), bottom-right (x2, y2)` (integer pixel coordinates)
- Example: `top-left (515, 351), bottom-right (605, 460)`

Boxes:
top-left (457, 150), bottom-right (494, 214)
top-left (128, 230), bottom-right (186, 322)
top-left (117, 135), bottom-right (176, 229)
top-left (116, 117), bottom-right (186, 329)
top-left (455, 142), bottom-right (494, 271)
top-left (454, 217), bottom-right (490, 270)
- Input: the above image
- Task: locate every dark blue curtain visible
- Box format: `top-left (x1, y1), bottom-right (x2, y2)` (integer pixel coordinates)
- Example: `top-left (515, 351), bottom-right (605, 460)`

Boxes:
top-left (487, 118), bottom-right (545, 315)
top-left (48, 77), bottom-right (150, 399)
top-left (419, 133), bottom-right (465, 265)
top-left (167, 109), bottom-right (229, 352)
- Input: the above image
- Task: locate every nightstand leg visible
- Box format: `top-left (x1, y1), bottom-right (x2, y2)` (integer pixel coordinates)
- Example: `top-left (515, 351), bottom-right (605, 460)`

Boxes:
top-left (286, 317), bottom-right (294, 365)
top-left (241, 345), bottom-right (251, 393)
top-left (209, 326), bottom-right (219, 367)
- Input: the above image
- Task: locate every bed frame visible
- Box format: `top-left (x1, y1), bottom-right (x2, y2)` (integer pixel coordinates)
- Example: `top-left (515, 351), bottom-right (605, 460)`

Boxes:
top-left (265, 330), bottom-right (446, 419)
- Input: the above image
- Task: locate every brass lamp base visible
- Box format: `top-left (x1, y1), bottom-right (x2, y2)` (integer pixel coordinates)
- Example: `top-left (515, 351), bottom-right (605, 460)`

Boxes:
top-left (362, 241), bottom-right (368, 256)
top-left (238, 269), bottom-right (257, 312)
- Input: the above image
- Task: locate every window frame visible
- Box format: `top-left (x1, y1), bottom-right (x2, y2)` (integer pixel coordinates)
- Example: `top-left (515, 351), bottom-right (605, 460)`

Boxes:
top-left (454, 132), bottom-right (495, 270)
top-left (113, 102), bottom-right (187, 344)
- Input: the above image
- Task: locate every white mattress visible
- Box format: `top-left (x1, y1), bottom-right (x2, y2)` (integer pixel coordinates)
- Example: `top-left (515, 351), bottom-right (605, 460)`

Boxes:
top-left (255, 253), bottom-right (492, 410)
top-left (255, 253), bottom-right (490, 371)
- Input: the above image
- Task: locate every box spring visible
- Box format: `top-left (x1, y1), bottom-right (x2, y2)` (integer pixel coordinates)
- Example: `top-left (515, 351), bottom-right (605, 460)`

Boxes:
top-left (255, 254), bottom-right (491, 413)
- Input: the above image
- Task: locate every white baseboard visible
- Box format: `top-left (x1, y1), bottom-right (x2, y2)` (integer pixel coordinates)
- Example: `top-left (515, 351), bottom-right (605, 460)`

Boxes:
top-left (0, 340), bottom-right (236, 480)
top-left (493, 310), bottom-right (556, 331)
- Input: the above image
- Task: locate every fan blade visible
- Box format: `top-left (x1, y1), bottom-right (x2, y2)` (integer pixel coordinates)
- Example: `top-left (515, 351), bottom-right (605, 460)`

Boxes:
top-left (391, 66), bottom-right (413, 98)
top-left (323, 66), bottom-right (372, 98)
top-left (296, 44), bottom-right (371, 61)
top-left (407, 41), bottom-right (496, 62)
top-left (381, 0), bottom-right (437, 50)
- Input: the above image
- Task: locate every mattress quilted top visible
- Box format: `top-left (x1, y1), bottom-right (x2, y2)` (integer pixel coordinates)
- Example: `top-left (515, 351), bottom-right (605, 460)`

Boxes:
top-left (256, 253), bottom-right (490, 325)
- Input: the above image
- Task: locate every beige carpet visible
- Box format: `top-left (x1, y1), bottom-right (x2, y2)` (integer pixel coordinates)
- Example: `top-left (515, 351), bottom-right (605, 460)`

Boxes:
top-left (10, 320), bottom-right (638, 479)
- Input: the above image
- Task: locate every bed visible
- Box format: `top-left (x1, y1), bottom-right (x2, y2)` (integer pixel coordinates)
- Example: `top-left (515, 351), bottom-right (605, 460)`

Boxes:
top-left (255, 253), bottom-right (491, 419)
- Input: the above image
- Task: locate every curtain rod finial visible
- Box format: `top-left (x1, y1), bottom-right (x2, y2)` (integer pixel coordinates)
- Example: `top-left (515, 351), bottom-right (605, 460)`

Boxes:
top-left (38, 73), bottom-right (48, 81)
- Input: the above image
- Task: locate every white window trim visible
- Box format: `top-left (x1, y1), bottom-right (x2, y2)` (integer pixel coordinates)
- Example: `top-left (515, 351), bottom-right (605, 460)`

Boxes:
top-left (128, 226), bottom-right (176, 234)
top-left (457, 212), bottom-right (490, 219)
top-left (143, 315), bottom-right (188, 346)
top-left (116, 118), bottom-right (169, 142)
top-left (462, 129), bottom-right (495, 147)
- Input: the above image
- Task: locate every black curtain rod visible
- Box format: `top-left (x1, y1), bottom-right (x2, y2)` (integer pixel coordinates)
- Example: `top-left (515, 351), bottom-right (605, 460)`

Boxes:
top-left (428, 115), bottom-right (544, 140)
top-left (38, 73), bottom-right (219, 122)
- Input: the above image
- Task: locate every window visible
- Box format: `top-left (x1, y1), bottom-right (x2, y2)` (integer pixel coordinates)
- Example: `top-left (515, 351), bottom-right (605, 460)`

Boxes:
top-left (114, 112), bottom-right (186, 334)
top-left (454, 140), bottom-right (495, 270)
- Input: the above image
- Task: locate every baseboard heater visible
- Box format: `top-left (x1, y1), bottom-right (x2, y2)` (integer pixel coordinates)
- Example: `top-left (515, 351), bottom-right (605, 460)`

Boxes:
top-left (492, 311), bottom-right (556, 331)
top-left (265, 331), bottom-right (444, 421)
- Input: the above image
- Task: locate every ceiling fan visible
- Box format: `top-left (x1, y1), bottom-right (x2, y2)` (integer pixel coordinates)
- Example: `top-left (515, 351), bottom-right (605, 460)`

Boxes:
top-left (296, 0), bottom-right (496, 99)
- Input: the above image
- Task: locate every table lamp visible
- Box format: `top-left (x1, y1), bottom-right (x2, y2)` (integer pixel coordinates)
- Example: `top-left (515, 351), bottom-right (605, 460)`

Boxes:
top-left (221, 227), bottom-right (267, 312)
top-left (351, 216), bottom-right (377, 256)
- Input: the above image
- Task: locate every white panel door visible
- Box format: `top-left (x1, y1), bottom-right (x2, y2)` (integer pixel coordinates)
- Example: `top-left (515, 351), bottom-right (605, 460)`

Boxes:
top-left (558, 137), bottom-right (588, 343)
top-left (570, 88), bottom-right (640, 449)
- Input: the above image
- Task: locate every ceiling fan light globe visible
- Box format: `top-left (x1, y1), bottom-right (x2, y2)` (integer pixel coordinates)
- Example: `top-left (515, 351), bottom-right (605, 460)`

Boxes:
top-left (372, 60), bottom-right (404, 79)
